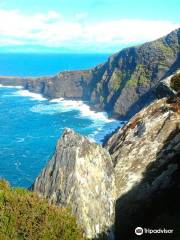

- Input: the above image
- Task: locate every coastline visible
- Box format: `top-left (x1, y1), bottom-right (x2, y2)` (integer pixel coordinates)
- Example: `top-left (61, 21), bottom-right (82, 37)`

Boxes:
top-left (0, 83), bottom-right (122, 144)
top-left (0, 75), bottom-right (124, 120)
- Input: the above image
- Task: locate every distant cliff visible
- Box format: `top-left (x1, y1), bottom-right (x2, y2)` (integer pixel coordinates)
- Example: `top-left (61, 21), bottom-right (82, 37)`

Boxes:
top-left (90, 28), bottom-right (180, 118)
top-left (0, 28), bottom-right (180, 119)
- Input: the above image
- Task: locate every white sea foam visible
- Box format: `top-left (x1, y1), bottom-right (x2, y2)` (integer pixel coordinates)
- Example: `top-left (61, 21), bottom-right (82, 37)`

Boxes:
top-left (13, 90), bottom-right (47, 101)
top-left (0, 84), bottom-right (23, 89)
top-left (50, 98), bottom-right (64, 102)
top-left (31, 97), bottom-right (122, 143)
top-left (49, 98), bottom-right (114, 123)
top-left (0, 84), bottom-right (46, 101)
top-left (1, 85), bottom-right (122, 142)
top-left (88, 120), bottom-right (121, 143)
top-left (31, 104), bottom-right (63, 115)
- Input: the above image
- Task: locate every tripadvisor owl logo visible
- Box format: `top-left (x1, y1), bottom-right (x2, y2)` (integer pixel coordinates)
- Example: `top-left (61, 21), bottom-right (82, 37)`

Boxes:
top-left (135, 227), bottom-right (174, 235)
top-left (135, 227), bottom-right (143, 235)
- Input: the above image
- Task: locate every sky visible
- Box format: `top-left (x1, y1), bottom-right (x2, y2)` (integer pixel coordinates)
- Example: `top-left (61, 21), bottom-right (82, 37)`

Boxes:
top-left (0, 0), bottom-right (180, 53)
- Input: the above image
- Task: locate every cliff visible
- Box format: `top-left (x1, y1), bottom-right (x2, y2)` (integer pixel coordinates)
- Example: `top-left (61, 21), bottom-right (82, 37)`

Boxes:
top-left (105, 77), bottom-right (180, 238)
top-left (33, 129), bottom-right (115, 240)
top-left (0, 70), bottom-right (93, 99)
top-left (0, 28), bottom-right (180, 118)
top-left (89, 28), bottom-right (180, 118)
top-left (33, 73), bottom-right (180, 239)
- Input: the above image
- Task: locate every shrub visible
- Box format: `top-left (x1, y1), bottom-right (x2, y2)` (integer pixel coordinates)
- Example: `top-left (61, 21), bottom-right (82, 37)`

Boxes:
top-left (0, 180), bottom-right (84, 240)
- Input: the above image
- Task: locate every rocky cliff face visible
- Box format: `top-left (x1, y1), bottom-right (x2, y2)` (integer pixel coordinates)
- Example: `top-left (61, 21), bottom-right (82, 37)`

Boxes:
top-left (0, 28), bottom-right (180, 118)
top-left (0, 70), bottom-right (93, 99)
top-left (105, 92), bottom-right (180, 238)
top-left (33, 129), bottom-right (116, 240)
top-left (155, 70), bottom-right (180, 98)
top-left (89, 28), bottom-right (180, 118)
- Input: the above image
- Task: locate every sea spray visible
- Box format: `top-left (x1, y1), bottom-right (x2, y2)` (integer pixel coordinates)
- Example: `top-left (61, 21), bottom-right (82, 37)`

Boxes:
top-left (12, 89), bottom-right (47, 101)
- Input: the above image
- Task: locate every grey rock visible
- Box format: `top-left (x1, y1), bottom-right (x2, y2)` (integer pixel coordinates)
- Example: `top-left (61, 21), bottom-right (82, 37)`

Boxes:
top-left (33, 128), bottom-right (116, 240)
top-left (155, 70), bottom-right (180, 98)
top-left (105, 96), bottom-right (180, 239)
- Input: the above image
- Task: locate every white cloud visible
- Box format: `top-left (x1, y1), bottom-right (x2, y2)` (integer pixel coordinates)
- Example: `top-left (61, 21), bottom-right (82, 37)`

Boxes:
top-left (83, 19), bottom-right (180, 44)
top-left (75, 12), bottom-right (88, 21)
top-left (0, 9), bottom-right (179, 52)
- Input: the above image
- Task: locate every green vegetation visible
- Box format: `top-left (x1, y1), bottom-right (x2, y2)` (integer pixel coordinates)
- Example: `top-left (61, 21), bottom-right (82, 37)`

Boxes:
top-left (109, 71), bottom-right (122, 91)
top-left (162, 45), bottom-right (173, 55)
top-left (158, 42), bottom-right (174, 56)
top-left (0, 180), bottom-right (84, 240)
top-left (126, 78), bottom-right (138, 87)
top-left (170, 73), bottom-right (180, 93)
top-left (126, 64), bottom-right (150, 87)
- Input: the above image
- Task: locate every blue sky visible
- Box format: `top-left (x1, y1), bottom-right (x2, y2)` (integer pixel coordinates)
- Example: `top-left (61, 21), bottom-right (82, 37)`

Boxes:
top-left (0, 0), bottom-right (180, 53)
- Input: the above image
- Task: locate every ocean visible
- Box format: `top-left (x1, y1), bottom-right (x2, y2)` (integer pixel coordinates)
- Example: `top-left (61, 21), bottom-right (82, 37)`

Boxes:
top-left (0, 53), bottom-right (109, 76)
top-left (0, 53), bottom-right (121, 188)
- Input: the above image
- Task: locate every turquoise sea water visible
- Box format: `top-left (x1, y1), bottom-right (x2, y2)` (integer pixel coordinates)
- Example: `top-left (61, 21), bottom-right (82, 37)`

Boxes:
top-left (0, 54), bottom-right (121, 188)
top-left (0, 53), bottom-right (109, 76)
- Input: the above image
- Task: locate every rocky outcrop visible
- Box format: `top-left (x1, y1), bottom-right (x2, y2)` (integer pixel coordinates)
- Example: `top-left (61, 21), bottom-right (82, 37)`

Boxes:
top-left (155, 70), bottom-right (180, 98)
top-left (105, 93), bottom-right (180, 239)
top-left (33, 129), bottom-right (115, 240)
top-left (0, 28), bottom-right (180, 118)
